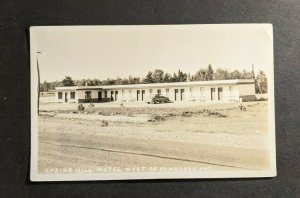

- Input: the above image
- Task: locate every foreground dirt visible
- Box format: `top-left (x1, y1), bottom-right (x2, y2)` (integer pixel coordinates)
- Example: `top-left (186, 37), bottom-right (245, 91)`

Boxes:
top-left (38, 101), bottom-right (270, 173)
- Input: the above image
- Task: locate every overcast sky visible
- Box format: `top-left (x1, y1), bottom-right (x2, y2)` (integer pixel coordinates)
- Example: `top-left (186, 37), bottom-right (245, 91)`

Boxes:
top-left (32, 24), bottom-right (273, 82)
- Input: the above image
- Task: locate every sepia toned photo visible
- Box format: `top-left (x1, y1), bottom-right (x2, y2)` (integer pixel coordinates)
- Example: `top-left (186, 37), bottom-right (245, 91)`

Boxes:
top-left (30, 24), bottom-right (276, 181)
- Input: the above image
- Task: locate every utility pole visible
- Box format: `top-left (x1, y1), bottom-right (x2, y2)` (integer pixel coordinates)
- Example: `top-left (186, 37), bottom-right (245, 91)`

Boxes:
top-left (37, 51), bottom-right (42, 116)
top-left (252, 64), bottom-right (255, 79)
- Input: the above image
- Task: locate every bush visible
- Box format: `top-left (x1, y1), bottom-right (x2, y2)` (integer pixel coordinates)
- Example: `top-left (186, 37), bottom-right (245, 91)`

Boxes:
top-left (78, 103), bottom-right (85, 111)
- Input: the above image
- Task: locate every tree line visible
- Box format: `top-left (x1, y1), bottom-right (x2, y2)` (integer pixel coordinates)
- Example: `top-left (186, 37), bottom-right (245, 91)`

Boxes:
top-left (40, 64), bottom-right (268, 94)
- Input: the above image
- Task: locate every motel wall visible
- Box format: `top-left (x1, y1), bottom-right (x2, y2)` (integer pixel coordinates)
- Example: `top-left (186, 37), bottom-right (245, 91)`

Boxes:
top-left (105, 85), bottom-right (241, 102)
top-left (54, 80), bottom-right (256, 103)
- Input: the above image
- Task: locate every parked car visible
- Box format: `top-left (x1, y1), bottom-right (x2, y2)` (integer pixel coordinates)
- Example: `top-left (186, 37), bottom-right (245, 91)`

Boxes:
top-left (149, 94), bottom-right (172, 104)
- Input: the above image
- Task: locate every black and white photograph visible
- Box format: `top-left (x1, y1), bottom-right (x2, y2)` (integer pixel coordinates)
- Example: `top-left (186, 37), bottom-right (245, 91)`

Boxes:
top-left (30, 24), bottom-right (276, 181)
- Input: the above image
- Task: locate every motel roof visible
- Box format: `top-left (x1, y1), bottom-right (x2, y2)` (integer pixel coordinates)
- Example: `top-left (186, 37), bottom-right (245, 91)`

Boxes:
top-left (55, 79), bottom-right (255, 91)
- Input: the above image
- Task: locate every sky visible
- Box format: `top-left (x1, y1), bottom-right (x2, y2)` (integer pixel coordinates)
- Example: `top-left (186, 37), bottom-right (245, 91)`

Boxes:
top-left (32, 24), bottom-right (273, 82)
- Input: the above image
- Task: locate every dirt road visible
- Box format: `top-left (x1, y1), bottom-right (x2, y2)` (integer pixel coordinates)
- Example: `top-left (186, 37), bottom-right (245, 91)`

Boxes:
top-left (38, 101), bottom-right (269, 173)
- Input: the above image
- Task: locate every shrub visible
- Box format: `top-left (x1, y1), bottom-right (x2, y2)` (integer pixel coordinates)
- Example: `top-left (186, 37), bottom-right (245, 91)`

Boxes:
top-left (78, 103), bottom-right (85, 111)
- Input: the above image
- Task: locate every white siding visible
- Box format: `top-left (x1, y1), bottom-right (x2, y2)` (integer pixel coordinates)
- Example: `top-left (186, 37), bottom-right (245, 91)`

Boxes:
top-left (238, 84), bottom-right (255, 96)
top-left (55, 80), bottom-right (255, 103)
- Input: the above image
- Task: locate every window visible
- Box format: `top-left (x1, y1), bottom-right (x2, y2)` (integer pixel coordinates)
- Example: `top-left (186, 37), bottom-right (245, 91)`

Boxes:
top-left (157, 89), bottom-right (161, 94)
top-left (58, 92), bottom-right (62, 99)
top-left (166, 88), bottom-right (169, 93)
top-left (104, 91), bottom-right (107, 98)
top-left (85, 91), bottom-right (91, 99)
top-left (70, 92), bottom-right (75, 99)
top-left (149, 89), bottom-right (153, 93)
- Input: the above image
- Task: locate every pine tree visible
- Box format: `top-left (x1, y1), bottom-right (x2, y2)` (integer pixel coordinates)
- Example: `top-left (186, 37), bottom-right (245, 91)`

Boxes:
top-left (163, 73), bottom-right (172, 83)
top-left (172, 72), bottom-right (179, 82)
top-left (62, 76), bottom-right (75, 86)
top-left (205, 64), bottom-right (214, 80)
top-left (143, 71), bottom-right (154, 83)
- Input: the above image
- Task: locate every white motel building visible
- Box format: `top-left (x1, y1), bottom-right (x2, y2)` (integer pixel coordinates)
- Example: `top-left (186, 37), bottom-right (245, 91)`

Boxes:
top-left (54, 79), bottom-right (255, 103)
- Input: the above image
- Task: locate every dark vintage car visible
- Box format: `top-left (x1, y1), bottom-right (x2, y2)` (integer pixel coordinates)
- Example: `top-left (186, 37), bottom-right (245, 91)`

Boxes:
top-left (149, 94), bottom-right (172, 104)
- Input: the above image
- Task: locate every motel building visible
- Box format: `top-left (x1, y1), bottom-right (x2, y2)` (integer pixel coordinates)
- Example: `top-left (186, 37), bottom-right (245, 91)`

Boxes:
top-left (54, 79), bottom-right (256, 103)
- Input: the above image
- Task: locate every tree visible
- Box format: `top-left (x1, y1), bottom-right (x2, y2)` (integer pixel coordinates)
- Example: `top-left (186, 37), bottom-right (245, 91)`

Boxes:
top-left (229, 69), bottom-right (243, 79)
top-left (214, 68), bottom-right (229, 80)
top-left (172, 72), bottom-right (179, 82)
top-left (115, 77), bottom-right (124, 85)
top-left (163, 73), bottom-right (172, 83)
top-left (194, 68), bottom-right (207, 81)
top-left (177, 70), bottom-right (187, 82)
top-left (205, 64), bottom-right (214, 80)
top-left (102, 78), bottom-right (116, 85)
top-left (255, 70), bottom-right (268, 94)
top-left (241, 69), bottom-right (253, 79)
top-left (40, 81), bottom-right (51, 92)
top-left (143, 71), bottom-right (154, 83)
top-left (122, 78), bottom-right (129, 84)
top-left (133, 77), bottom-right (141, 84)
top-left (51, 80), bottom-right (62, 89)
top-left (189, 74), bottom-right (196, 81)
top-left (75, 79), bottom-right (86, 86)
top-left (152, 69), bottom-right (164, 83)
top-left (128, 76), bottom-right (140, 84)
top-left (61, 76), bottom-right (75, 86)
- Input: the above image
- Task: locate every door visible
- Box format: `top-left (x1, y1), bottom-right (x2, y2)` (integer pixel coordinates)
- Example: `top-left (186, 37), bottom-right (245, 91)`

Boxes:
top-left (180, 89), bottom-right (185, 101)
top-left (211, 88), bottom-right (216, 101)
top-left (65, 92), bottom-right (68, 103)
top-left (141, 90), bottom-right (145, 101)
top-left (137, 90), bottom-right (140, 101)
top-left (175, 89), bottom-right (178, 101)
top-left (111, 91), bottom-right (114, 101)
top-left (115, 91), bottom-right (118, 101)
top-left (98, 91), bottom-right (102, 102)
top-left (218, 87), bottom-right (223, 100)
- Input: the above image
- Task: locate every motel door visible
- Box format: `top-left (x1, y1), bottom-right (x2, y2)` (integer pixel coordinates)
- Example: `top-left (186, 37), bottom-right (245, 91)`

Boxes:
top-left (218, 87), bottom-right (223, 101)
top-left (65, 92), bottom-right (68, 103)
top-left (180, 89), bottom-right (185, 101)
top-left (174, 89), bottom-right (179, 101)
top-left (211, 88), bottom-right (217, 101)
top-left (98, 91), bottom-right (102, 102)
top-left (114, 91), bottom-right (118, 101)
top-left (111, 91), bottom-right (114, 101)
top-left (141, 90), bottom-right (145, 101)
top-left (137, 90), bottom-right (140, 101)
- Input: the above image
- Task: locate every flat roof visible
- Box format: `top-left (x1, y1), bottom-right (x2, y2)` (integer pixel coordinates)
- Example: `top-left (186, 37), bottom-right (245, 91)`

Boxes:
top-left (55, 79), bottom-right (254, 91)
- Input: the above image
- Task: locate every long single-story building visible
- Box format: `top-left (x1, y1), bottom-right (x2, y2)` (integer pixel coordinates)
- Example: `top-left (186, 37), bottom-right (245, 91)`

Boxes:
top-left (54, 79), bottom-right (256, 103)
